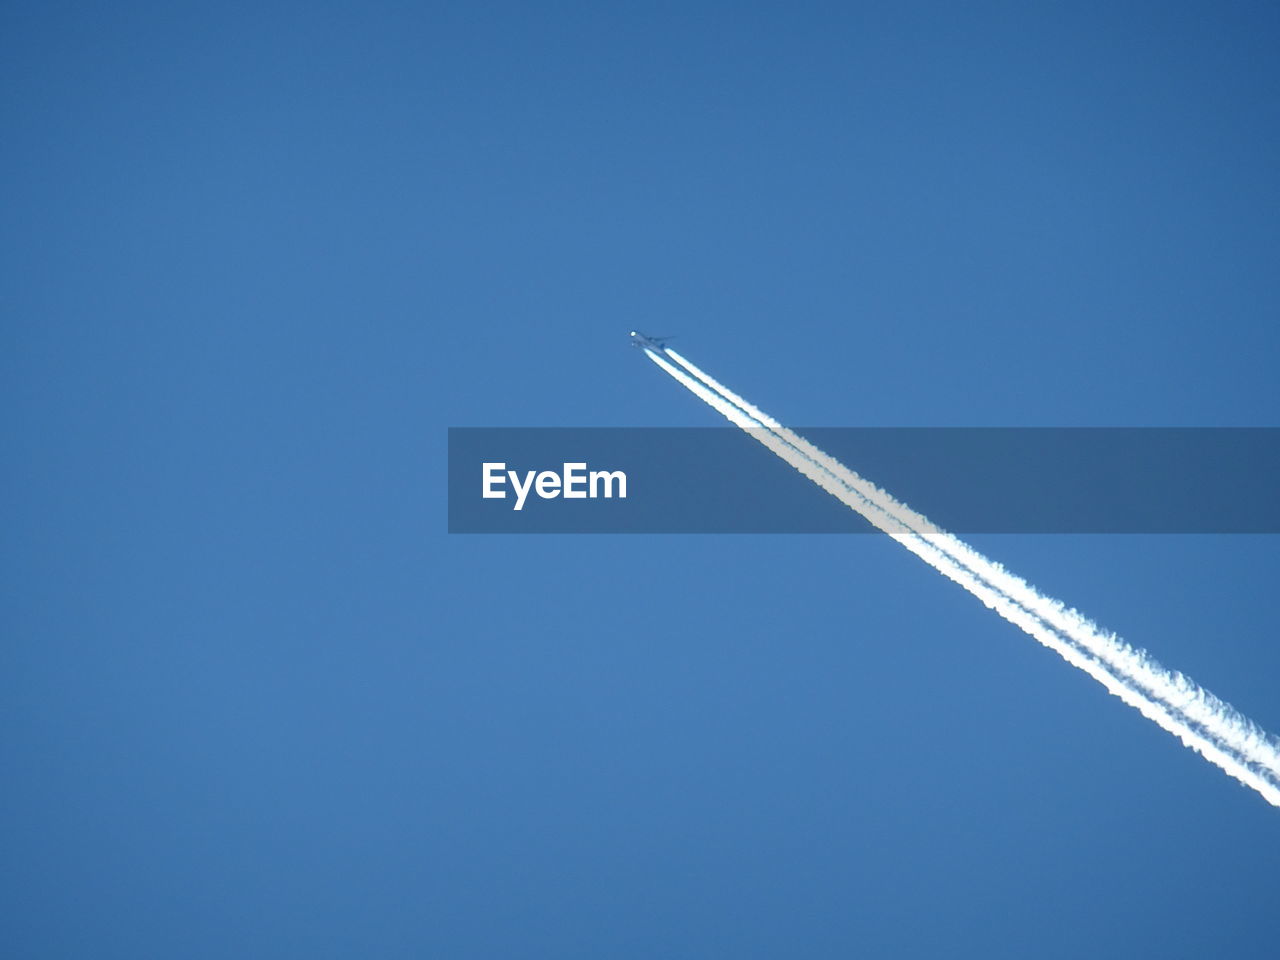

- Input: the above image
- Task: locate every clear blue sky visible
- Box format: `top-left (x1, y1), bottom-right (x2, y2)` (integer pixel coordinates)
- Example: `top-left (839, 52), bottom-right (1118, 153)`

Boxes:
top-left (4, 2), bottom-right (1280, 957)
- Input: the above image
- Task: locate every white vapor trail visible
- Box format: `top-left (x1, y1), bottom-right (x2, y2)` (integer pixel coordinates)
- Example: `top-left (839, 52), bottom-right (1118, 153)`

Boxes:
top-left (646, 346), bottom-right (1280, 807)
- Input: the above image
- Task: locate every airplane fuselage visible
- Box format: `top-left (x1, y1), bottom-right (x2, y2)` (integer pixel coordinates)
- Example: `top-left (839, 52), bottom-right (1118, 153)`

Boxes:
top-left (629, 330), bottom-right (672, 352)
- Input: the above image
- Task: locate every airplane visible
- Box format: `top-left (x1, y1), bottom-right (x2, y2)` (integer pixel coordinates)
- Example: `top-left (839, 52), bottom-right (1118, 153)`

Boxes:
top-left (629, 330), bottom-right (675, 352)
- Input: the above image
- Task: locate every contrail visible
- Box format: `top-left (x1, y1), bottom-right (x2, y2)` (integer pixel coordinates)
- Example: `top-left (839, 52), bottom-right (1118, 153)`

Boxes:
top-left (645, 346), bottom-right (1280, 807)
top-left (660, 349), bottom-right (1280, 778)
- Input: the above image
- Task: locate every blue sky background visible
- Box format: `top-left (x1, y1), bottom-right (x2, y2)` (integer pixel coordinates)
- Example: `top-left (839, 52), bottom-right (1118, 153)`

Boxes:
top-left (4, 2), bottom-right (1280, 956)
